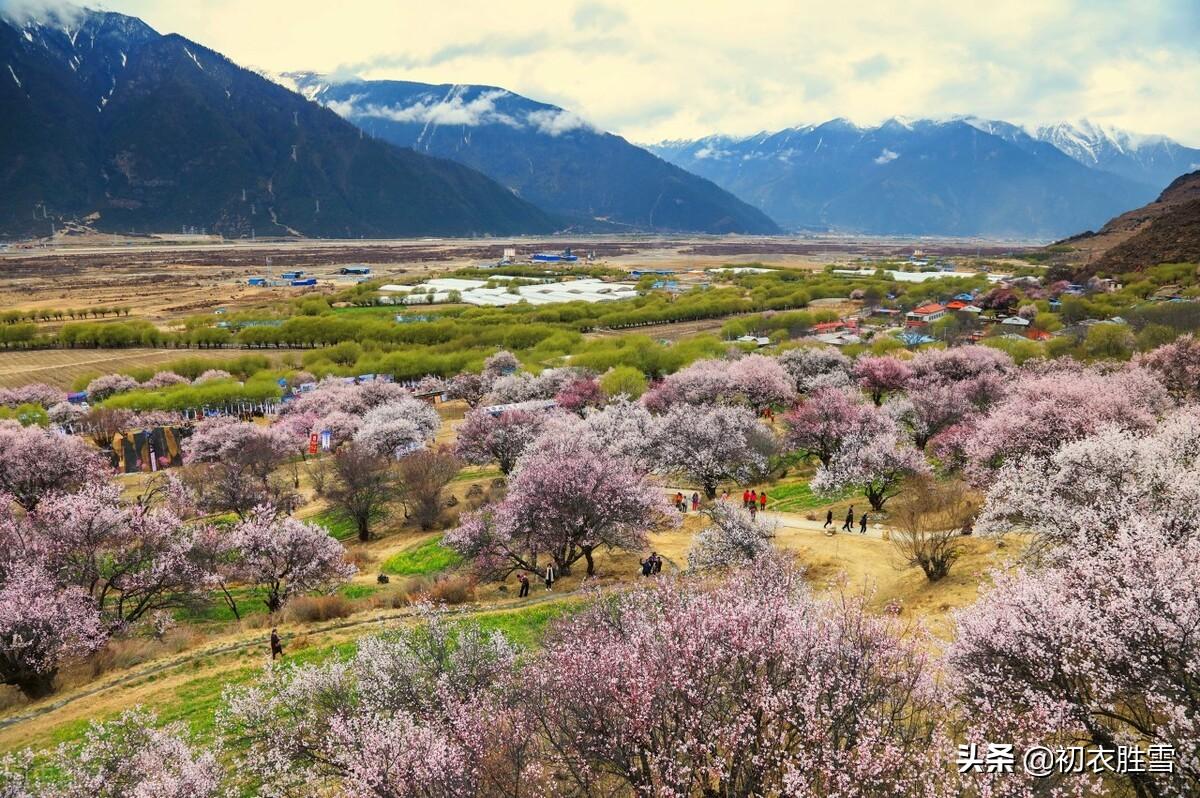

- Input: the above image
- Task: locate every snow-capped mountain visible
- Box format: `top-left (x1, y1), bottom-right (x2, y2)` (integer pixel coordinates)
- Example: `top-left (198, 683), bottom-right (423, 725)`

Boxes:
top-left (649, 118), bottom-right (1157, 239)
top-left (1030, 120), bottom-right (1200, 190)
top-left (0, 5), bottom-right (556, 238)
top-left (274, 73), bottom-right (780, 234)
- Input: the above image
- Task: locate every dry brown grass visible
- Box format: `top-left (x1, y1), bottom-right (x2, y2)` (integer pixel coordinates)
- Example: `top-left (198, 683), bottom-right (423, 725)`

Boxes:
top-left (418, 574), bottom-right (477, 605)
top-left (283, 595), bottom-right (355, 623)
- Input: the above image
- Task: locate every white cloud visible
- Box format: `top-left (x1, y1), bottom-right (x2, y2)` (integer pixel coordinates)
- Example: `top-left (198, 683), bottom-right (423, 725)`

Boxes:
top-left (526, 108), bottom-right (592, 136)
top-left (874, 148), bottom-right (900, 164)
top-left (694, 145), bottom-right (732, 160)
top-left (0, 0), bottom-right (82, 24)
top-left (324, 90), bottom-right (592, 137)
top-left (102, 0), bottom-right (1200, 145)
top-left (343, 89), bottom-right (522, 127)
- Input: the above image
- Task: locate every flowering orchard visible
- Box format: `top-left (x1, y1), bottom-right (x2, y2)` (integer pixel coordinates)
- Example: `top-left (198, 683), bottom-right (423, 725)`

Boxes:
top-left (2, 337), bottom-right (1200, 797)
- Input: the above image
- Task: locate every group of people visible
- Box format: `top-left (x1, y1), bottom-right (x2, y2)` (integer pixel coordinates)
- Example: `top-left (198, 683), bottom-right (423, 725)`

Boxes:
top-left (743, 489), bottom-right (768, 519)
top-left (515, 564), bottom-right (558, 597)
top-left (673, 492), bottom-right (701, 512)
top-left (824, 506), bottom-right (869, 535)
top-left (715, 488), bottom-right (769, 519)
top-left (640, 551), bottom-right (664, 576)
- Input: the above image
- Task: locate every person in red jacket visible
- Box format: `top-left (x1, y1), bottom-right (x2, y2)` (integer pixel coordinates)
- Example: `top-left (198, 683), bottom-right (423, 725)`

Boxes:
top-left (759, 491), bottom-right (768, 512)
top-left (742, 489), bottom-right (751, 508)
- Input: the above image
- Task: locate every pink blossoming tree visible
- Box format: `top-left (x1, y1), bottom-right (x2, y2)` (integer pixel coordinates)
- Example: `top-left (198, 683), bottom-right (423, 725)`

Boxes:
top-left (554, 376), bottom-right (605, 415)
top-left (0, 707), bottom-right (226, 797)
top-left (447, 442), bottom-right (671, 577)
top-left (852, 355), bottom-right (913, 405)
top-left (1138, 334), bottom-right (1200, 402)
top-left (353, 396), bottom-right (440, 458)
top-left (651, 404), bottom-right (776, 498)
top-left (0, 421), bottom-right (110, 510)
top-left (220, 608), bottom-right (522, 797)
top-left (813, 425), bottom-right (931, 511)
top-left (975, 409), bottom-right (1200, 553)
top-left (454, 408), bottom-right (547, 475)
top-left (950, 524), bottom-right (1200, 798)
top-left (534, 561), bottom-right (957, 797)
top-left (964, 366), bottom-right (1169, 476)
top-left (0, 562), bottom-right (106, 698)
top-left (642, 355), bottom-right (794, 412)
top-left (784, 387), bottom-right (886, 466)
top-left (30, 483), bottom-right (213, 630)
top-left (85, 373), bottom-right (140, 401)
top-left (687, 501), bottom-right (776, 571)
top-left (776, 345), bottom-right (854, 394)
top-left (227, 508), bottom-right (356, 613)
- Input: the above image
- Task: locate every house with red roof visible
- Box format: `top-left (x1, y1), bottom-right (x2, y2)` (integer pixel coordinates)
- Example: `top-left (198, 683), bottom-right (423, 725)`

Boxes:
top-left (905, 303), bottom-right (947, 327)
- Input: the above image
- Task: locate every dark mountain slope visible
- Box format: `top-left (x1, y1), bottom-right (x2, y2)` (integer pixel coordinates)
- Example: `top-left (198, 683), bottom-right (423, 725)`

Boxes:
top-left (1067, 171), bottom-right (1200, 273)
top-left (0, 9), bottom-right (555, 238)
top-left (287, 76), bottom-right (779, 234)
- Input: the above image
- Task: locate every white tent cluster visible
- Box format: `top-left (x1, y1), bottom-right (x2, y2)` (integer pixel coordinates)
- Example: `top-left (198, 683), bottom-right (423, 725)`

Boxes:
top-left (379, 277), bottom-right (638, 307)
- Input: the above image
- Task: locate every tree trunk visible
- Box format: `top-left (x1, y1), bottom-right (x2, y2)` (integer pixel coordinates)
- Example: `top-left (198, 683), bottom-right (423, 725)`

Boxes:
top-left (12, 669), bottom-right (57, 700)
top-left (867, 487), bottom-right (887, 512)
top-left (582, 545), bottom-right (596, 576)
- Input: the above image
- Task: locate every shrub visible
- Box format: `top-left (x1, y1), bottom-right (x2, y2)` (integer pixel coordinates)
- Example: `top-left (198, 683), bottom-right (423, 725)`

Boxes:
top-left (284, 595), bottom-right (355, 623)
top-left (422, 574), bottom-right (476, 605)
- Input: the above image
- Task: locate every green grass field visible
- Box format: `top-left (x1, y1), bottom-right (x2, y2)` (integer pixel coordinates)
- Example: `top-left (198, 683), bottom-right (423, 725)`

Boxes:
top-left (309, 508), bottom-right (360, 541)
top-left (767, 480), bottom-right (850, 513)
top-left (381, 537), bottom-right (463, 576)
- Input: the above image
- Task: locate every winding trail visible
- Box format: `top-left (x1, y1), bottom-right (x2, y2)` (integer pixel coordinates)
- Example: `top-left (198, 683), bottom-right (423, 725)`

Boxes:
top-left (0, 592), bottom-right (569, 733)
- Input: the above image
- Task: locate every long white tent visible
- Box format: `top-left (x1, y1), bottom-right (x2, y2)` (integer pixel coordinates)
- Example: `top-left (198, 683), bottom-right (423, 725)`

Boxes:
top-left (379, 278), bottom-right (638, 306)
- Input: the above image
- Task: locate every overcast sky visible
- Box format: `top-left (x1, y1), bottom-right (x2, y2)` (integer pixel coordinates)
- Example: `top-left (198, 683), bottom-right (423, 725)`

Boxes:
top-left (75, 0), bottom-right (1200, 144)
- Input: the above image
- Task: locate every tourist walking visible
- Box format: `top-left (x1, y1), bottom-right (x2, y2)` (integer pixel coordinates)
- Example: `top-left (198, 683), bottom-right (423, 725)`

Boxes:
top-left (742, 489), bottom-right (751, 508)
top-left (843, 506), bottom-right (854, 533)
top-left (544, 563), bottom-right (556, 591)
top-left (652, 552), bottom-right (662, 574)
top-left (518, 572), bottom-right (530, 597)
top-left (270, 628), bottom-right (284, 661)
top-left (860, 513), bottom-right (869, 535)
top-left (691, 492), bottom-right (700, 511)
top-left (824, 509), bottom-right (833, 529)
top-left (759, 491), bottom-right (767, 512)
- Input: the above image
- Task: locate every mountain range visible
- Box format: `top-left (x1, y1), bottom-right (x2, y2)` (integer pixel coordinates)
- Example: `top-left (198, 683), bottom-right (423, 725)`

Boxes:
top-left (276, 73), bottom-right (779, 235)
top-left (3, 5), bottom-right (1198, 242)
top-left (0, 7), bottom-right (556, 239)
top-left (649, 118), bottom-right (1200, 239)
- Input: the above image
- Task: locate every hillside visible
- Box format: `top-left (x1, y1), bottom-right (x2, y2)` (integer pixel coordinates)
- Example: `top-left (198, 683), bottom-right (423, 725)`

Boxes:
top-left (282, 75), bottom-right (780, 235)
top-left (650, 118), bottom-right (1156, 238)
top-left (0, 9), bottom-right (557, 239)
top-left (1067, 170), bottom-right (1200, 272)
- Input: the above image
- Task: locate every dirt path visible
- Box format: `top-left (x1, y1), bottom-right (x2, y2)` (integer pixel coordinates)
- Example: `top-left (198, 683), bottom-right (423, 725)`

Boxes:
top-left (0, 593), bottom-right (568, 746)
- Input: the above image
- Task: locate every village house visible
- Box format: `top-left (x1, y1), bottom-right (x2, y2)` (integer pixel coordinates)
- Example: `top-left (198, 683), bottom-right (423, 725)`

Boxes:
top-left (905, 303), bottom-right (947, 327)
